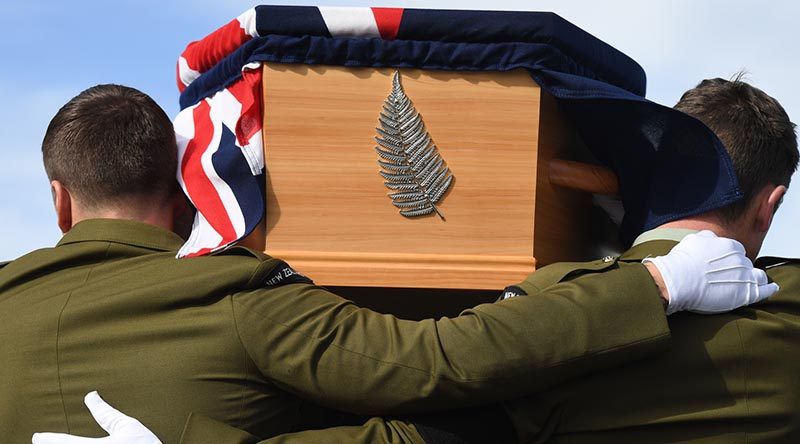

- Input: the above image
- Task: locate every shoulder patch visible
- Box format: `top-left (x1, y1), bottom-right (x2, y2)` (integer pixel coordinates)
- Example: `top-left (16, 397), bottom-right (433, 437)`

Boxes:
top-left (259, 260), bottom-right (313, 287)
top-left (498, 285), bottom-right (528, 301)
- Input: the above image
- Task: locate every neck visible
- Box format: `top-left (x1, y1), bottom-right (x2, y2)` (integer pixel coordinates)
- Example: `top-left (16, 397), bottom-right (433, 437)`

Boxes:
top-left (657, 218), bottom-right (736, 239)
top-left (72, 199), bottom-right (175, 232)
top-left (657, 215), bottom-right (759, 260)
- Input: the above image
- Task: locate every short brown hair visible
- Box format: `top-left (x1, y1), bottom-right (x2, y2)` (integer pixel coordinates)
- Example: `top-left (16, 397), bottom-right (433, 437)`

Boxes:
top-left (42, 84), bottom-right (177, 208)
top-left (675, 75), bottom-right (798, 221)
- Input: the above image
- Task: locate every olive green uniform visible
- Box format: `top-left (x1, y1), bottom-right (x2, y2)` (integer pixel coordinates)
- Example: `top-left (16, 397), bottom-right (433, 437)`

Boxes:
top-left (0, 219), bottom-right (670, 444)
top-left (178, 240), bottom-right (800, 444)
top-left (178, 415), bottom-right (423, 444)
top-left (504, 241), bottom-right (800, 443)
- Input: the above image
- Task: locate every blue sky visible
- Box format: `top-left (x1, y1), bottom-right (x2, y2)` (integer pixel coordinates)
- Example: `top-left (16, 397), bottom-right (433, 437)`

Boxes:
top-left (1, 1), bottom-right (798, 260)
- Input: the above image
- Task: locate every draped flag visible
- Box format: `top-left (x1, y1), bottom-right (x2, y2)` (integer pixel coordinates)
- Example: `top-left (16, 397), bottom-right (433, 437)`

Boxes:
top-left (174, 7), bottom-right (408, 257)
top-left (174, 6), bottom-right (741, 257)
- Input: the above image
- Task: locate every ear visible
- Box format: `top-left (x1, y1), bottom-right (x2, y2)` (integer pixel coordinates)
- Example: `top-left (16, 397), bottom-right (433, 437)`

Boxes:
top-left (755, 184), bottom-right (787, 232)
top-left (51, 180), bottom-right (73, 234)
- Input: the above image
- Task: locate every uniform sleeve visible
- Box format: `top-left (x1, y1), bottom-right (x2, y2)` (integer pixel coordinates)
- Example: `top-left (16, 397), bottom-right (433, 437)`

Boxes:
top-left (231, 262), bottom-right (670, 414)
top-left (180, 414), bottom-right (422, 444)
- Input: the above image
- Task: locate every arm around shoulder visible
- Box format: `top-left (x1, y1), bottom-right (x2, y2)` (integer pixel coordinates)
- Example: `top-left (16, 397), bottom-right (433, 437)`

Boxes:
top-left (230, 260), bottom-right (669, 414)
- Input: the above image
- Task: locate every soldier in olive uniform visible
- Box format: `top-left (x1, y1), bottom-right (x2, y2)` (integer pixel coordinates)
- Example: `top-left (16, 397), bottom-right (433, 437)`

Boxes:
top-left (493, 77), bottom-right (800, 444)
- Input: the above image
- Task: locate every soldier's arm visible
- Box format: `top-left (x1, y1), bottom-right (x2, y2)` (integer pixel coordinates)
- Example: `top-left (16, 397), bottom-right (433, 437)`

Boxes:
top-left (233, 231), bottom-right (773, 414)
top-left (178, 414), bottom-right (423, 444)
top-left (178, 407), bottom-right (514, 444)
top-left (29, 394), bottom-right (504, 444)
top-left (233, 261), bottom-right (669, 414)
top-left (31, 235), bottom-right (776, 444)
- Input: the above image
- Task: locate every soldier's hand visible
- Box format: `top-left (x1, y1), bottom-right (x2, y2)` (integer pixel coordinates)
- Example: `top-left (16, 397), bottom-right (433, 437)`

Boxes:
top-left (32, 391), bottom-right (161, 444)
top-left (643, 230), bottom-right (779, 315)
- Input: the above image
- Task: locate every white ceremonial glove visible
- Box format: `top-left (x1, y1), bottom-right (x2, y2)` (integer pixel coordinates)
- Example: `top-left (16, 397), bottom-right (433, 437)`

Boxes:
top-left (642, 230), bottom-right (779, 315)
top-left (32, 392), bottom-right (161, 444)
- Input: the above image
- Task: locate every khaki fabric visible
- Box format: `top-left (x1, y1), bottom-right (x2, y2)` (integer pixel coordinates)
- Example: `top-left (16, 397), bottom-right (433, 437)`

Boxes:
top-left (180, 414), bottom-right (424, 444)
top-left (175, 240), bottom-right (800, 444)
top-left (0, 219), bottom-right (669, 444)
top-left (505, 242), bottom-right (800, 443)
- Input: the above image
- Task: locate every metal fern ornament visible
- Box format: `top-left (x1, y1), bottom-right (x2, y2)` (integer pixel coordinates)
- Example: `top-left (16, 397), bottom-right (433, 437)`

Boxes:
top-left (375, 71), bottom-right (454, 220)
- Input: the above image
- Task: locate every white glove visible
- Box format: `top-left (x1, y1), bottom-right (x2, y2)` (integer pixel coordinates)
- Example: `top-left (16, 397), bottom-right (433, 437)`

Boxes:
top-left (643, 230), bottom-right (779, 315)
top-left (32, 392), bottom-right (161, 444)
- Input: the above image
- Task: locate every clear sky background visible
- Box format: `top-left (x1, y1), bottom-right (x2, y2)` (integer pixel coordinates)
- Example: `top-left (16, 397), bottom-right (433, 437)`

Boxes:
top-left (1, 1), bottom-right (797, 261)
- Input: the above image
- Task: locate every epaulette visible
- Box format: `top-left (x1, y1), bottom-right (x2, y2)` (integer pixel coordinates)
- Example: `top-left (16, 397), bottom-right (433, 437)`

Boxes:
top-left (533, 256), bottom-right (620, 287)
top-left (500, 256), bottom-right (620, 301)
top-left (209, 246), bottom-right (273, 262)
top-left (755, 256), bottom-right (800, 269)
top-left (210, 246), bottom-right (313, 288)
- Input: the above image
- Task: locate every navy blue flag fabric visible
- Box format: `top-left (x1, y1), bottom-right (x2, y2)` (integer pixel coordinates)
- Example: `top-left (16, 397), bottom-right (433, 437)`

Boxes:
top-left (176, 6), bottom-right (740, 255)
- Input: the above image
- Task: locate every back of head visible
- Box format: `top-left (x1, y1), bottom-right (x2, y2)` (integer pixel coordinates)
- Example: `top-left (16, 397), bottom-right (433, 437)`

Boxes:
top-left (42, 84), bottom-right (178, 211)
top-left (674, 75), bottom-right (798, 222)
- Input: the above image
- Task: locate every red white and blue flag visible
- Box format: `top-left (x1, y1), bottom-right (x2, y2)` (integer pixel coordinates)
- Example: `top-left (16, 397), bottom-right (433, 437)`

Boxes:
top-left (175, 7), bottom-right (409, 257)
top-left (174, 6), bottom-right (740, 257)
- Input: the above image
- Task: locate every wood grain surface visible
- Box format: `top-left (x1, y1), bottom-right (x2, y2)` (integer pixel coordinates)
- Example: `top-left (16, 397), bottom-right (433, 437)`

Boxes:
top-left (259, 64), bottom-right (596, 289)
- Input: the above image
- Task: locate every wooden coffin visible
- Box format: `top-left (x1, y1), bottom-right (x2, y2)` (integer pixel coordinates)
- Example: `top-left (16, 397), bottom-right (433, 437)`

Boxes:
top-left (252, 63), bottom-right (617, 291)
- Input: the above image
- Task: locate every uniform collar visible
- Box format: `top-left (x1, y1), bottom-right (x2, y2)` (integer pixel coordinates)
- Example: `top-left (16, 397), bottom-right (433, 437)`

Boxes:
top-left (619, 227), bottom-right (699, 262)
top-left (57, 219), bottom-right (184, 252)
top-left (632, 228), bottom-right (698, 247)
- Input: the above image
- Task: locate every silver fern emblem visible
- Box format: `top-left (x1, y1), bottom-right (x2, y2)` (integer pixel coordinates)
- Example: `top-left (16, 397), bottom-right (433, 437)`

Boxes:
top-left (375, 71), bottom-right (454, 220)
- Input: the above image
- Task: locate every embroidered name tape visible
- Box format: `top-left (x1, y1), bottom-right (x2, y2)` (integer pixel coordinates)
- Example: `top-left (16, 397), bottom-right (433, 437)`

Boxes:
top-left (263, 261), bottom-right (313, 287)
top-left (498, 285), bottom-right (527, 301)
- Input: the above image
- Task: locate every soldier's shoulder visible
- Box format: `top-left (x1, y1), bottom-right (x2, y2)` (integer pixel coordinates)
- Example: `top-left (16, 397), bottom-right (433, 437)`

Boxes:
top-left (208, 247), bottom-right (312, 289)
top-left (209, 246), bottom-right (274, 262)
top-left (755, 257), bottom-right (800, 292)
top-left (539, 255), bottom-right (620, 278)
top-left (518, 255), bottom-right (621, 292)
top-left (166, 246), bottom-right (278, 287)
top-left (199, 246), bottom-right (280, 277)
top-left (755, 256), bottom-right (800, 270)
top-left (0, 248), bottom-right (52, 274)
